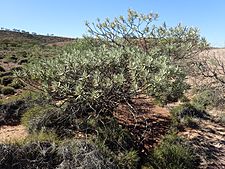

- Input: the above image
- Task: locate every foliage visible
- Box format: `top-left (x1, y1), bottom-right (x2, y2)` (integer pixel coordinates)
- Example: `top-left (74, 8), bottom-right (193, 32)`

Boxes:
top-left (0, 90), bottom-right (40, 104)
top-left (94, 117), bottom-right (134, 153)
top-left (218, 113), bottom-right (225, 125)
top-left (146, 133), bottom-right (198, 169)
top-left (1, 86), bottom-right (15, 95)
top-left (0, 90), bottom-right (47, 126)
top-left (27, 107), bottom-right (85, 137)
top-left (0, 100), bottom-right (27, 125)
top-left (192, 88), bottom-right (225, 110)
top-left (0, 141), bottom-right (61, 169)
top-left (86, 9), bottom-right (208, 70)
top-left (2, 9), bottom-right (211, 168)
top-left (179, 95), bottom-right (190, 103)
top-left (63, 37), bottom-right (100, 52)
top-left (58, 140), bottom-right (115, 169)
top-left (0, 85), bottom-right (3, 93)
top-left (21, 104), bottom-right (53, 128)
top-left (1, 76), bottom-right (13, 86)
top-left (194, 50), bottom-right (225, 110)
top-left (25, 106), bottom-right (140, 167)
top-left (9, 79), bottom-right (25, 89)
top-left (170, 103), bottom-right (209, 129)
top-left (11, 66), bottom-right (23, 71)
top-left (23, 131), bottom-right (60, 144)
top-left (0, 71), bottom-right (13, 77)
top-left (0, 65), bottom-right (5, 72)
top-left (16, 45), bottom-right (187, 113)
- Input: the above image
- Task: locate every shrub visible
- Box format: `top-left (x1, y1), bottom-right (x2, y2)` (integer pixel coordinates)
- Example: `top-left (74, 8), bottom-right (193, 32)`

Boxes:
top-left (9, 54), bottom-right (18, 62)
top-left (22, 131), bottom-right (60, 144)
top-left (18, 58), bottom-right (28, 64)
top-left (0, 52), bottom-right (4, 59)
top-left (146, 133), bottom-right (199, 169)
top-left (0, 100), bottom-right (27, 125)
top-left (94, 117), bottom-right (135, 152)
top-left (0, 65), bottom-right (5, 72)
top-left (0, 85), bottom-right (3, 93)
top-left (1, 86), bottom-right (15, 95)
top-left (0, 71), bottom-right (13, 77)
top-left (90, 117), bottom-right (140, 168)
top-left (58, 140), bottom-right (115, 168)
top-left (86, 9), bottom-right (208, 70)
top-left (192, 89), bottom-right (225, 110)
top-left (0, 141), bottom-right (62, 169)
top-left (64, 38), bottom-right (100, 52)
top-left (9, 79), bottom-right (25, 89)
top-left (170, 103), bottom-right (209, 129)
top-left (1, 76), bottom-right (13, 85)
top-left (27, 108), bottom-right (140, 168)
top-left (11, 66), bottom-right (23, 71)
top-left (0, 90), bottom-right (41, 104)
top-left (21, 104), bottom-right (53, 128)
top-left (219, 114), bottom-right (225, 124)
top-left (17, 46), bottom-right (187, 110)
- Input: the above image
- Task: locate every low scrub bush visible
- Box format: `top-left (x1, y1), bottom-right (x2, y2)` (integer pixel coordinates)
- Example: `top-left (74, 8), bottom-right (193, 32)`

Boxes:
top-left (0, 100), bottom-right (27, 125)
top-left (9, 79), bottom-right (25, 89)
top-left (18, 58), bottom-right (28, 64)
top-left (0, 139), bottom-right (117, 169)
top-left (0, 142), bottom-right (61, 169)
top-left (192, 89), bottom-right (225, 110)
top-left (0, 76), bottom-right (13, 86)
top-left (0, 90), bottom-right (41, 104)
top-left (145, 133), bottom-right (199, 169)
top-left (22, 131), bottom-right (60, 144)
top-left (27, 107), bottom-right (140, 168)
top-left (0, 85), bottom-right (3, 93)
top-left (21, 104), bottom-right (54, 128)
top-left (0, 71), bottom-right (13, 77)
top-left (1, 86), bottom-right (15, 95)
top-left (0, 65), bottom-right (5, 72)
top-left (11, 66), bottom-right (23, 71)
top-left (28, 107), bottom-right (78, 137)
top-left (9, 54), bottom-right (18, 62)
top-left (11, 9), bottom-right (208, 168)
top-left (58, 140), bottom-right (115, 168)
top-left (170, 103), bottom-right (209, 129)
top-left (218, 113), bottom-right (225, 125)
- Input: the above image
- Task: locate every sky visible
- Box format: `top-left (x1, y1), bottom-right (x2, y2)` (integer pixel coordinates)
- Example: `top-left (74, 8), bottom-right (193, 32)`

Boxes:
top-left (0, 0), bottom-right (225, 47)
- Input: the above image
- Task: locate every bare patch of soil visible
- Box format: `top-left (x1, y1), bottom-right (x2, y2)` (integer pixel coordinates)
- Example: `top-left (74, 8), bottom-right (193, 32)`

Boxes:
top-left (179, 118), bottom-right (225, 169)
top-left (0, 125), bottom-right (27, 143)
top-left (114, 95), bottom-right (171, 153)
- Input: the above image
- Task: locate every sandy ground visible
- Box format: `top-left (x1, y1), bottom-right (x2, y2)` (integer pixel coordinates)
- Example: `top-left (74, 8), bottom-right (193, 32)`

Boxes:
top-left (0, 125), bottom-right (28, 143)
top-left (180, 118), bottom-right (225, 169)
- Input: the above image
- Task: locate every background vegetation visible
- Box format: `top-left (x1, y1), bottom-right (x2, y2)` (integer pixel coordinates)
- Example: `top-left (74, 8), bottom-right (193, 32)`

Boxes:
top-left (1, 9), bottom-right (221, 169)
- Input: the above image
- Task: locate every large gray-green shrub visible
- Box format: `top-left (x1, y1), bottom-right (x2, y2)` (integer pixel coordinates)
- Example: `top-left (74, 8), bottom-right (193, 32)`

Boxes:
top-left (16, 45), bottom-right (186, 114)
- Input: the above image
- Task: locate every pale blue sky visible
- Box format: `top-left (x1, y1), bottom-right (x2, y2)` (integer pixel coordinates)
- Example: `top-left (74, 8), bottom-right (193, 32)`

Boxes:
top-left (0, 0), bottom-right (225, 47)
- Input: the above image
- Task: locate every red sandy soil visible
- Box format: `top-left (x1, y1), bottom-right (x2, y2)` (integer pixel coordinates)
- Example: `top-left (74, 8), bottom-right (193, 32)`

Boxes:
top-left (179, 118), bottom-right (225, 168)
top-left (114, 95), bottom-right (171, 153)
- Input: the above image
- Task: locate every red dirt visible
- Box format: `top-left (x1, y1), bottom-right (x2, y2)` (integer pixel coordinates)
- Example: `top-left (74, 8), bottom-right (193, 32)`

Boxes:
top-left (114, 95), bottom-right (171, 153)
top-left (179, 119), bottom-right (225, 168)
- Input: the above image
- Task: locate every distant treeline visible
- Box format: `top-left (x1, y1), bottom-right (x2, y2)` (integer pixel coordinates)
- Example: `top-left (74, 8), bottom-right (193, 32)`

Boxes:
top-left (0, 27), bottom-right (54, 36)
